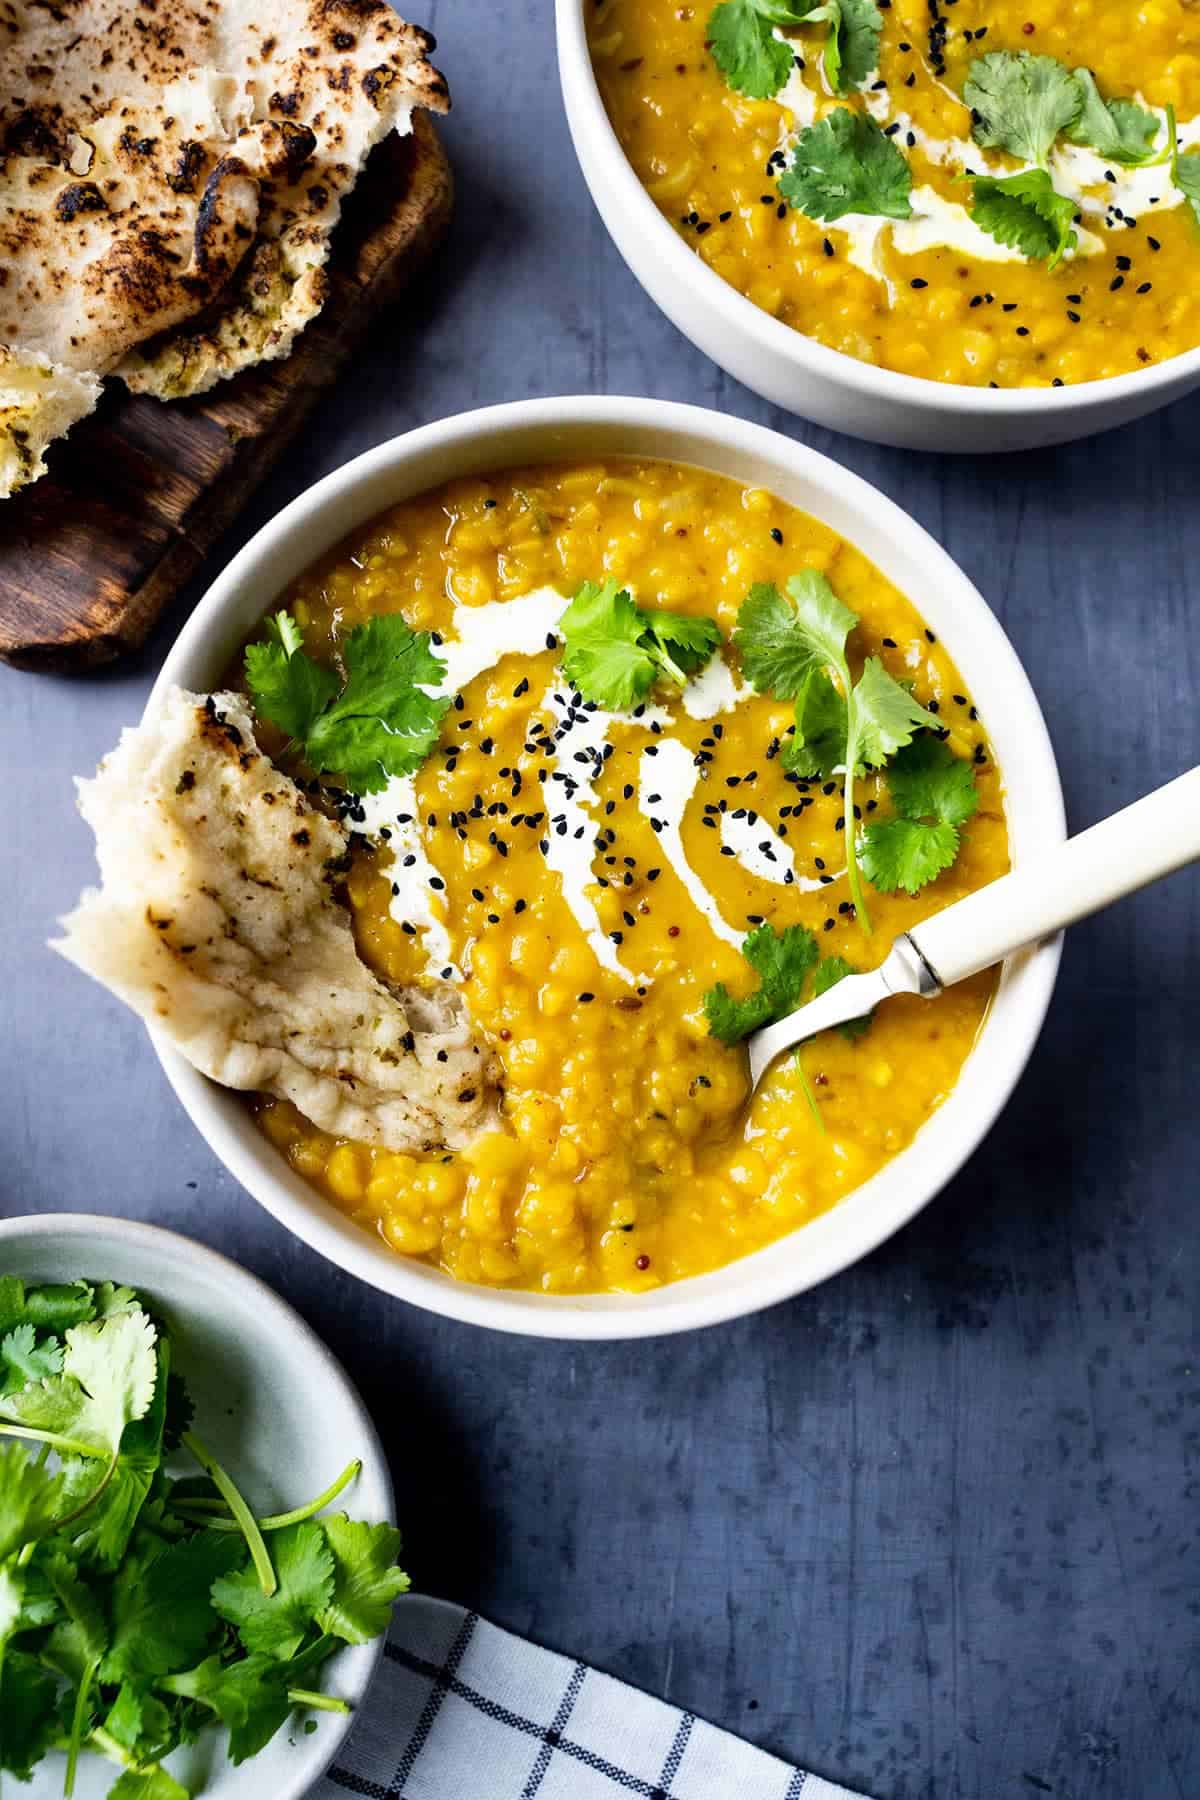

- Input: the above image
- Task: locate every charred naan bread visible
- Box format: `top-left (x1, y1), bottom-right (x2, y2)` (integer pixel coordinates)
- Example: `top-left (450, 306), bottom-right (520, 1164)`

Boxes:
top-left (0, 348), bottom-right (101, 494)
top-left (119, 0), bottom-right (449, 397)
top-left (54, 687), bottom-right (496, 1154)
top-left (0, 0), bottom-right (447, 494)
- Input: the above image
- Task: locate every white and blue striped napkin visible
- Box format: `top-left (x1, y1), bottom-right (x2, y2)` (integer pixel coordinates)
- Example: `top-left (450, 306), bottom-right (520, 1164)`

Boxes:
top-left (313, 1595), bottom-right (869, 1800)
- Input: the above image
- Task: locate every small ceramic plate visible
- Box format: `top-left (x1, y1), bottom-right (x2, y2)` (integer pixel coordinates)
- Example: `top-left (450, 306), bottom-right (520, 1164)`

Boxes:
top-left (0, 1213), bottom-right (393, 1800)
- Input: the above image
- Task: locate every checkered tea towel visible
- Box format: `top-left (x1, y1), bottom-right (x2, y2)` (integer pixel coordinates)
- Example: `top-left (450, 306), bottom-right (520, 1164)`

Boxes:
top-left (313, 1595), bottom-right (870, 1800)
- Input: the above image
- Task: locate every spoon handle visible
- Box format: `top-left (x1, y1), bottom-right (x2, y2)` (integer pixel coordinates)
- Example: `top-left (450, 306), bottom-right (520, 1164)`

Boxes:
top-left (907, 767), bottom-right (1200, 990)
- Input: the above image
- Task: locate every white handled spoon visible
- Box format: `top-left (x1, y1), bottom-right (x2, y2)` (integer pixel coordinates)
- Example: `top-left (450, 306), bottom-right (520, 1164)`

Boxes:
top-left (747, 766), bottom-right (1200, 1089)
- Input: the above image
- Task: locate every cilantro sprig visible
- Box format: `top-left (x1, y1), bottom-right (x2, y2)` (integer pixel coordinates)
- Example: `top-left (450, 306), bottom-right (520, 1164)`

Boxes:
top-left (245, 610), bottom-right (452, 794)
top-left (968, 169), bottom-right (1078, 268)
top-left (707, 0), bottom-right (882, 101)
top-left (858, 734), bottom-right (979, 895)
top-left (963, 51), bottom-right (1083, 168)
top-left (733, 572), bottom-right (935, 933)
top-left (1064, 70), bottom-right (1160, 167)
top-left (0, 1275), bottom-right (410, 1798)
top-left (959, 53), bottom-right (1174, 263)
top-left (779, 108), bottom-right (912, 222)
top-left (703, 925), bottom-right (868, 1129)
top-left (557, 578), bottom-right (721, 711)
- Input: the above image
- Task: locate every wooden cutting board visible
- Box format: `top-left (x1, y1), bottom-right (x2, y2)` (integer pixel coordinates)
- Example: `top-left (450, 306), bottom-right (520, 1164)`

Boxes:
top-left (0, 115), bottom-right (452, 673)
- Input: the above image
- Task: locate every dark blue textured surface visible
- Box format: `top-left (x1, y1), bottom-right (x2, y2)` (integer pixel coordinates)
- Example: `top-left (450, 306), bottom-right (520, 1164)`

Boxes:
top-left (1, 6), bottom-right (1197, 1796)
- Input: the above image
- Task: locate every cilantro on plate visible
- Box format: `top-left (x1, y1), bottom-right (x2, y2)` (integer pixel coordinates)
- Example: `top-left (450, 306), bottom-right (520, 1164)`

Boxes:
top-left (733, 572), bottom-right (935, 932)
top-left (557, 578), bottom-right (721, 711)
top-left (858, 734), bottom-right (980, 895)
top-left (1064, 69), bottom-right (1161, 166)
top-left (0, 1275), bottom-right (410, 1799)
top-left (707, 0), bottom-right (881, 100)
top-left (968, 169), bottom-right (1079, 268)
top-left (963, 51), bottom-right (1082, 168)
top-left (245, 609), bottom-right (452, 793)
top-left (778, 108), bottom-right (912, 222)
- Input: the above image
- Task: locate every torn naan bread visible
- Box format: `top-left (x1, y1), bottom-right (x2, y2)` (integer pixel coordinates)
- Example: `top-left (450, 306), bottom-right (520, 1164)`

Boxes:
top-left (54, 687), bottom-right (496, 1154)
top-left (0, 348), bottom-right (101, 494)
top-left (119, 0), bottom-right (449, 397)
top-left (0, 0), bottom-right (447, 492)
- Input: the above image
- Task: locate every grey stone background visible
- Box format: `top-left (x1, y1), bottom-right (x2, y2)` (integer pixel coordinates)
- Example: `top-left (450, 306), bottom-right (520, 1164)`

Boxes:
top-left (1, 6), bottom-right (1197, 1796)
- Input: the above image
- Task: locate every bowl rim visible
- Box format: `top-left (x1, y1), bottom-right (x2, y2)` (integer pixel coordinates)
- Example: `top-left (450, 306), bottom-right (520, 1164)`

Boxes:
top-left (0, 1211), bottom-right (392, 1797)
top-left (146, 393), bottom-right (1065, 1339)
top-left (554, 0), bottom-right (1200, 419)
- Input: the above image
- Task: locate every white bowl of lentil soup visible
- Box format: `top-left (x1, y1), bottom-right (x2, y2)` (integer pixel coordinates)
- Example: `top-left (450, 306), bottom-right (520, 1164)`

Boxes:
top-left (145, 396), bottom-right (1063, 1336)
top-left (558, 0), bottom-right (1200, 450)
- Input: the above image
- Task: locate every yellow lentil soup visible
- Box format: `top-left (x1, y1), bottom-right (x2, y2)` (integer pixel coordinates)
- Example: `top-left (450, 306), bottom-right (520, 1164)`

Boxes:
top-left (587, 0), bottom-right (1200, 387)
top-left (252, 460), bottom-right (1008, 1293)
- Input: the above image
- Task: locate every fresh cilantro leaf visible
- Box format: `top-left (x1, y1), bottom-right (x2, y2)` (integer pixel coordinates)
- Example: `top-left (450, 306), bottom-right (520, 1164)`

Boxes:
top-left (0, 1275), bottom-right (23, 1333)
top-left (1064, 69), bottom-right (1160, 165)
top-left (704, 923), bottom-right (820, 1042)
top-left (56, 1449), bottom-right (156, 1570)
top-left (10, 1560), bottom-right (58, 1632)
top-left (42, 1551), bottom-right (107, 1681)
top-left (101, 1528), bottom-right (242, 1682)
top-left (963, 52), bottom-right (1081, 167)
top-left (558, 580), bottom-right (721, 710)
top-left (735, 575), bottom-right (935, 933)
top-left (212, 1520), bottom-right (335, 1661)
top-left (852, 658), bottom-right (939, 769)
top-left (0, 1563), bottom-right (22, 1650)
top-left (105, 1683), bottom-right (178, 1764)
top-left (707, 0), bottom-right (880, 99)
top-left (30, 1281), bottom-right (97, 1329)
top-left (0, 1278), bottom-right (95, 1336)
top-left (883, 731), bottom-right (980, 826)
top-left (0, 1442), bottom-right (65, 1560)
top-left (1177, 153), bottom-right (1200, 227)
top-left (315, 1514), bottom-right (410, 1645)
top-left (18, 1308), bottom-right (158, 1458)
top-left (707, 0), bottom-right (796, 99)
top-left (94, 1282), bottom-right (140, 1318)
top-left (1168, 109), bottom-right (1200, 228)
top-left (858, 815), bottom-right (959, 894)
top-left (304, 617), bottom-right (452, 793)
top-left (783, 666), bottom-right (847, 777)
top-left (735, 574), bottom-right (855, 697)
top-left (704, 930), bottom-right (872, 1050)
top-left (859, 735), bottom-right (979, 895)
top-left (244, 612), bottom-right (339, 744)
top-left (779, 109), bottom-right (913, 222)
top-left (164, 1652), bottom-right (294, 1765)
top-left (0, 1649), bottom-right (64, 1779)
top-left (246, 610), bottom-right (452, 793)
top-left (559, 580), bottom-right (648, 708)
top-left (107, 1769), bottom-right (192, 1800)
top-left (1, 1322), bottom-right (63, 1394)
top-left (812, 0), bottom-right (882, 95)
top-left (640, 608), bottom-right (723, 678)
top-left (811, 955), bottom-right (871, 1039)
top-left (969, 169), bottom-right (1078, 267)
